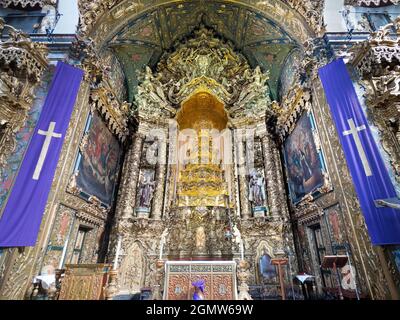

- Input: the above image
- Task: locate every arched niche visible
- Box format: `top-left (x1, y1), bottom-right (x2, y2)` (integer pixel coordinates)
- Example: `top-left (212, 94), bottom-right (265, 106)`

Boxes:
top-left (118, 241), bottom-right (146, 294)
top-left (85, 0), bottom-right (316, 48)
top-left (254, 240), bottom-right (277, 285)
top-left (78, 0), bottom-right (317, 102)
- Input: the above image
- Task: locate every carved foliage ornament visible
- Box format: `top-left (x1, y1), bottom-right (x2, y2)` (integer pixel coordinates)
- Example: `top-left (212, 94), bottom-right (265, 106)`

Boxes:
top-left (77, 0), bottom-right (119, 37)
top-left (285, 0), bottom-right (326, 36)
top-left (349, 19), bottom-right (400, 179)
top-left (0, 21), bottom-right (48, 83)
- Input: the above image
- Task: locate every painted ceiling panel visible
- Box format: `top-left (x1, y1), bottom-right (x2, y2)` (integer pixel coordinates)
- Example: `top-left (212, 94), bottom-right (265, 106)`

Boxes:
top-left (112, 44), bottom-right (157, 102)
top-left (243, 12), bottom-right (290, 46)
top-left (107, 2), bottom-right (301, 102)
top-left (118, 12), bottom-right (161, 46)
top-left (245, 43), bottom-right (295, 100)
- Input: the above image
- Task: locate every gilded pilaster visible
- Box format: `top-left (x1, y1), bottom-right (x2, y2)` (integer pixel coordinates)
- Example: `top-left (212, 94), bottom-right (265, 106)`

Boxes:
top-left (237, 139), bottom-right (250, 220)
top-left (272, 146), bottom-right (290, 219)
top-left (123, 133), bottom-right (144, 219)
top-left (152, 132), bottom-right (167, 220)
top-left (261, 134), bottom-right (279, 217)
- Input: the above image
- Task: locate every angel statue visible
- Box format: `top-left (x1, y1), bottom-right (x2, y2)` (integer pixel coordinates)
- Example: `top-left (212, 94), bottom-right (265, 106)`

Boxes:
top-left (159, 228), bottom-right (169, 259)
top-left (232, 225), bottom-right (245, 260)
top-left (232, 225), bottom-right (242, 245)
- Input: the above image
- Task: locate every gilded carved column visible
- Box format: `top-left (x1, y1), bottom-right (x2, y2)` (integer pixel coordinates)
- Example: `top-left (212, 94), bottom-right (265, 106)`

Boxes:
top-left (261, 134), bottom-right (279, 217)
top-left (152, 134), bottom-right (167, 220)
top-left (237, 139), bottom-right (250, 219)
top-left (273, 146), bottom-right (290, 219)
top-left (120, 132), bottom-right (144, 219)
top-left (114, 142), bottom-right (134, 219)
top-left (229, 128), bottom-right (240, 216)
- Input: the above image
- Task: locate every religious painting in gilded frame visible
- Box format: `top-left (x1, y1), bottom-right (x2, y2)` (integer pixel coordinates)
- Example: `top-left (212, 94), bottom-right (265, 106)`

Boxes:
top-left (283, 112), bottom-right (328, 204)
top-left (72, 112), bottom-right (121, 207)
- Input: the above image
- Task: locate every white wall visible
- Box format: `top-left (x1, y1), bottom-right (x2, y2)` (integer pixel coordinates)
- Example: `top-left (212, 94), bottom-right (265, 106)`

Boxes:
top-left (324, 0), bottom-right (347, 32)
top-left (324, 0), bottom-right (400, 33)
top-left (53, 0), bottom-right (79, 34)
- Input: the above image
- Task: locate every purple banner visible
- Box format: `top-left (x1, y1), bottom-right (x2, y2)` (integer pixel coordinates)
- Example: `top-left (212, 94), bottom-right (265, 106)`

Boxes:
top-left (319, 59), bottom-right (400, 245)
top-left (0, 62), bottom-right (83, 247)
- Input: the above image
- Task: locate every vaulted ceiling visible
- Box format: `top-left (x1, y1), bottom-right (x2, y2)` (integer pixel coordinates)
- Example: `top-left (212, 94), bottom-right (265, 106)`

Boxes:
top-left (106, 1), bottom-right (301, 102)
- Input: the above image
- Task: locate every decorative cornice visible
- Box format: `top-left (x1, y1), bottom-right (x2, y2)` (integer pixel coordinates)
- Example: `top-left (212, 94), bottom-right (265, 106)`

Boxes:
top-left (90, 87), bottom-right (130, 142)
top-left (275, 86), bottom-right (312, 140)
top-left (0, 21), bottom-right (48, 83)
top-left (0, 0), bottom-right (56, 8)
top-left (344, 0), bottom-right (399, 6)
top-left (63, 193), bottom-right (109, 222)
top-left (350, 17), bottom-right (400, 78)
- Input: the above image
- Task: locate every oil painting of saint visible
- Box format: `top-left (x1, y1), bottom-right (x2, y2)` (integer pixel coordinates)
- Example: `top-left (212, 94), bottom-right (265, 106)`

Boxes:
top-left (283, 113), bottom-right (325, 204)
top-left (76, 113), bottom-right (121, 206)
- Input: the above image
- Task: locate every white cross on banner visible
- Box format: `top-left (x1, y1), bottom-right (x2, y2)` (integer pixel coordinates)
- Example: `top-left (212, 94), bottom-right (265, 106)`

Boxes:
top-left (0, 62), bottom-right (84, 247)
top-left (319, 58), bottom-right (400, 245)
top-left (342, 118), bottom-right (372, 177)
top-left (33, 122), bottom-right (62, 180)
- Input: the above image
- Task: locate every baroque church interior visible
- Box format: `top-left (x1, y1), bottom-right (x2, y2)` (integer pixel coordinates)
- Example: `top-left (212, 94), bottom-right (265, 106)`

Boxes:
top-left (0, 0), bottom-right (400, 301)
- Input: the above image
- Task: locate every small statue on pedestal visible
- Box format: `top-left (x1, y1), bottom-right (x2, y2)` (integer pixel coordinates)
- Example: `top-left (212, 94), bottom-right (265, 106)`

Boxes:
top-left (138, 174), bottom-right (155, 208)
top-left (248, 170), bottom-right (266, 207)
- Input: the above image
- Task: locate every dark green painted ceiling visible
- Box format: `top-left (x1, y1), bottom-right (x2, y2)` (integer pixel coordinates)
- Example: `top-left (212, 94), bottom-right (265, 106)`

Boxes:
top-left (108, 1), bottom-right (299, 102)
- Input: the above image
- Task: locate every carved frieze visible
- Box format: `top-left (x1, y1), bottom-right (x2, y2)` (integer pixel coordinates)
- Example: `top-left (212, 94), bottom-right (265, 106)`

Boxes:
top-left (62, 193), bottom-right (109, 222)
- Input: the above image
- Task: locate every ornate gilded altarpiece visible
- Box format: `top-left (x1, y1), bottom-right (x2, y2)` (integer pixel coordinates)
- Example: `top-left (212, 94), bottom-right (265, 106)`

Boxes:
top-left (3, 0), bottom-right (397, 301)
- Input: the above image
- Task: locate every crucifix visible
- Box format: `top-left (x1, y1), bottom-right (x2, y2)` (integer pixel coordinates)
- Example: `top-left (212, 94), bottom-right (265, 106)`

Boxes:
top-left (342, 118), bottom-right (372, 177)
top-left (32, 121), bottom-right (62, 180)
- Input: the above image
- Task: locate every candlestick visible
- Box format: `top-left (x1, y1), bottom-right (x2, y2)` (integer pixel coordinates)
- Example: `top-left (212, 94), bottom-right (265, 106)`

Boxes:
top-left (159, 242), bottom-right (164, 260)
top-left (113, 235), bottom-right (122, 270)
top-left (58, 238), bottom-right (69, 269)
